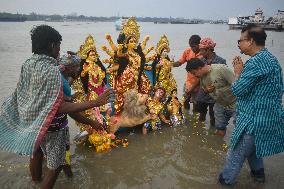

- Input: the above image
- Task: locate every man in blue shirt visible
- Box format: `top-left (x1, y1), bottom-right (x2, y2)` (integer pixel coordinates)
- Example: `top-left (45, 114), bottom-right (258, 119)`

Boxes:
top-left (219, 24), bottom-right (284, 185)
top-left (58, 54), bottom-right (111, 178)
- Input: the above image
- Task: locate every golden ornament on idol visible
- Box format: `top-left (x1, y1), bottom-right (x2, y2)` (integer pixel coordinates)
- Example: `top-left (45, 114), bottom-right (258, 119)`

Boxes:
top-left (70, 17), bottom-right (183, 153)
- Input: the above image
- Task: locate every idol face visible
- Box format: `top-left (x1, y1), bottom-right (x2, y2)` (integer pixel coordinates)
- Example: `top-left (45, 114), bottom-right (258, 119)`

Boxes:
top-left (155, 88), bottom-right (165, 99)
top-left (86, 50), bottom-right (98, 63)
top-left (161, 49), bottom-right (168, 57)
top-left (127, 37), bottom-right (137, 50)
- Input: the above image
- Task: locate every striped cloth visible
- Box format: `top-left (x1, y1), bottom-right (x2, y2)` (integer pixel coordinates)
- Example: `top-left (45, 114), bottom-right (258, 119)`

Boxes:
top-left (47, 74), bottom-right (71, 132)
top-left (0, 54), bottom-right (63, 156)
top-left (231, 48), bottom-right (284, 158)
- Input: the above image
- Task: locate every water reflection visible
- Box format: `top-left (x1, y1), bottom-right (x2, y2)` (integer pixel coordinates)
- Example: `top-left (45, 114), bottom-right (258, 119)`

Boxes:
top-left (52, 115), bottom-right (227, 189)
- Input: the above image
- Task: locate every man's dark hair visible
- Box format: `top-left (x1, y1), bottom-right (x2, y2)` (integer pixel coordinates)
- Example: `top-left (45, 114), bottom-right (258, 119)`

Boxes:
top-left (241, 24), bottom-right (267, 46)
top-left (185, 58), bottom-right (205, 72)
top-left (189, 35), bottom-right (201, 46)
top-left (30, 25), bottom-right (62, 54)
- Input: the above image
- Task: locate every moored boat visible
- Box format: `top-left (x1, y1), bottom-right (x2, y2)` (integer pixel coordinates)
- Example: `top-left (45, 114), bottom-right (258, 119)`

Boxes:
top-left (228, 9), bottom-right (284, 31)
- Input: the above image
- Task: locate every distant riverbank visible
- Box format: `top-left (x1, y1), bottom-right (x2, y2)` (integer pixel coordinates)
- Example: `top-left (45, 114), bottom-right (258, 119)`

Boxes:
top-left (0, 12), bottom-right (226, 24)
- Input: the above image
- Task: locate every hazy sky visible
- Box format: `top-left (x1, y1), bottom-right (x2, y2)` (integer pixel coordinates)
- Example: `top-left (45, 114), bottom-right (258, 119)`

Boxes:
top-left (1, 0), bottom-right (284, 19)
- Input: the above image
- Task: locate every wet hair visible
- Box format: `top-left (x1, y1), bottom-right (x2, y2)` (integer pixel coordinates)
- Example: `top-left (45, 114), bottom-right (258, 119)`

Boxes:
top-left (59, 54), bottom-right (81, 66)
top-left (116, 33), bottom-right (129, 77)
top-left (151, 54), bottom-right (160, 86)
top-left (188, 35), bottom-right (201, 46)
top-left (30, 25), bottom-right (62, 54)
top-left (116, 56), bottom-right (129, 77)
top-left (135, 44), bottom-right (146, 92)
top-left (67, 51), bottom-right (77, 55)
top-left (79, 51), bottom-right (107, 94)
top-left (96, 58), bottom-right (107, 83)
top-left (117, 33), bottom-right (126, 44)
top-left (241, 24), bottom-right (267, 46)
top-left (185, 58), bottom-right (205, 72)
top-left (79, 60), bottom-right (89, 94)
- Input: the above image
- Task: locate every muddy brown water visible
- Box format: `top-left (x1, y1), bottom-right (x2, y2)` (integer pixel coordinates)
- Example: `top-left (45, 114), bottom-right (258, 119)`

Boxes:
top-left (0, 21), bottom-right (283, 189)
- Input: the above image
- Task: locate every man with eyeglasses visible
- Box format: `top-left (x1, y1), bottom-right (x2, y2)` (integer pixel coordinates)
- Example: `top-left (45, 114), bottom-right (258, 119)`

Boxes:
top-left (219, 24), bottom-right (284, 185)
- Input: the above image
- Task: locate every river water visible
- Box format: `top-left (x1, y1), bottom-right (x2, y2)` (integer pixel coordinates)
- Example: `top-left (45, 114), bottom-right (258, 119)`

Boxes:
top-left (0, 21), bottom-right (283, 189)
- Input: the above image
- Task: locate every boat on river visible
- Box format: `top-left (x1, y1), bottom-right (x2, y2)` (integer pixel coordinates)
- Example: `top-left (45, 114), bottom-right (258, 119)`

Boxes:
top-left (228, 9), bottom-right (284, 31)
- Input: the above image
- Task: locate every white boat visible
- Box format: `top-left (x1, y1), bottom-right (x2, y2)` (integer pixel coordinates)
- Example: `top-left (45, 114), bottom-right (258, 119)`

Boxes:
top-left (115, 17), bottom-right (129, 31)
top-left (228, 9), bottom-right (284, 31)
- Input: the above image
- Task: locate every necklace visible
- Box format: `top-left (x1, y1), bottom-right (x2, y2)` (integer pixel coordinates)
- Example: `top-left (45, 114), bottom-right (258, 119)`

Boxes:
top-left (87, 62), bottom-right (105, 88)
